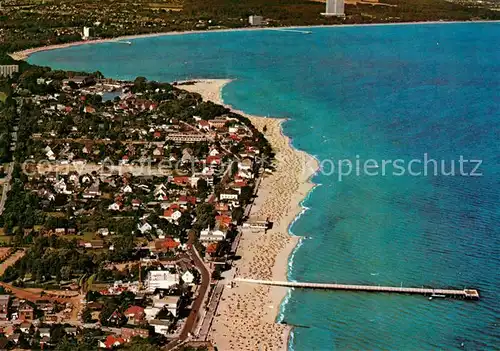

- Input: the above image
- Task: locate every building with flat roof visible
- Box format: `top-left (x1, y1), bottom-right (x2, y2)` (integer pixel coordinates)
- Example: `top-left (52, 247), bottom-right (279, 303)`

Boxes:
top-left (321, 0), bottom-right (345, 17)
top-left (145, 270), bottom-right (180, 293)
top-left (0, 65), bottom-right (19, 77)
top-left (82, 26), bottom-right (91, 40)
top-left (166, 133), bottom-right (208, 143)
top-left (200, 225), bottom-right (227, 242)
top-left (249, 15), bottom-right (264, 26)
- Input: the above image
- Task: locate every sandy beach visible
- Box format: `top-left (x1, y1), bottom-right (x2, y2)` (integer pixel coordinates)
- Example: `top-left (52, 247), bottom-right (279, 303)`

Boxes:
top-left (9, 20), bottom-right (499, 61)
top-left (181, 80), bottom-right (318, 350)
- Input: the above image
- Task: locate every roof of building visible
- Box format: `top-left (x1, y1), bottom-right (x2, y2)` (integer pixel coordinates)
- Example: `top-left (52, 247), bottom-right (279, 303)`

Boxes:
top-left (155, 238), bottom-right (180, 250)
top-left (102, 335), bottom-right (126, 349)
top-left (124, 305), bottom-right (145, 317)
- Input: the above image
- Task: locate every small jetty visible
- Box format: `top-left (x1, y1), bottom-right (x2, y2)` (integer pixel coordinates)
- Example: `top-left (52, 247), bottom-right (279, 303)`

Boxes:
top-left (235, 278), bottom-right (480, 300)
top-left (270, 29), bottom-right (312, 34)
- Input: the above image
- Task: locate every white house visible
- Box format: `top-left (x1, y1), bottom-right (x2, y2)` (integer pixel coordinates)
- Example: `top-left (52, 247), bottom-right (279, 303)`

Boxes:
top-left (161, 209), bottom-right (182, 223)
top-left (98, 228), bottom-right (110, 236)
top-left (108, 202), bottom-right (122, 211)
top-left (46, 148), bottom-right (56, 161)
top-left (137, 222), bottom-right (153, 234)
top-left (164, 296), bottom-right (180, 317)
top-left (149, 319), bottom-right (171, 336)
top-left (121, 185), bottom-right (133, 193)
top-left (208, 147), bottom-right (220, 157)
top-left (182, 270), bottom-right (195, 285)
top-left (144, 306), bottom-right (161, 321)
top-left (238, 158), bottom-right (253, 171)
top-left (237, 169), bottom-right (253, 179)
top-left (220, 189), bottom-right (239, 201)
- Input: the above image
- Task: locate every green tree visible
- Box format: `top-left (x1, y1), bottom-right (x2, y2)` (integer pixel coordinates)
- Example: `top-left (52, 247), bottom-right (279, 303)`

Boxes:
top-left (82, 308), bottom-right (93, 323)
top-left (196, 178), bottom-right (210, 199)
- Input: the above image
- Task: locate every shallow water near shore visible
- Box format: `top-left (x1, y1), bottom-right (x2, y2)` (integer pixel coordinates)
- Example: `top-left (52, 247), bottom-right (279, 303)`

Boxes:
top-left (29, 23), bottom-right (500, 350)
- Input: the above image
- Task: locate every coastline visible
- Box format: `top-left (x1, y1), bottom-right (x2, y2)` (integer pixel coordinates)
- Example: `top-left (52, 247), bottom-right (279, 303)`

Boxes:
top-left (180, 79), bottom-right (319, 350)
top-left (9, 20), bottom-right (500, 61)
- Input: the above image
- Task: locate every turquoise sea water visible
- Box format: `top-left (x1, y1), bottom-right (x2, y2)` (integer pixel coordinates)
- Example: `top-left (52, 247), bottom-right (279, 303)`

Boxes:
top-left (29, 23), bottom-right (500, 350)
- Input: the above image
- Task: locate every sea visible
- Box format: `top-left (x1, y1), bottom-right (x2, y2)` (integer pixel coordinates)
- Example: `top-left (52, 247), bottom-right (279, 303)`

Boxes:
top-left (29, 22), bottom-right (500, 350)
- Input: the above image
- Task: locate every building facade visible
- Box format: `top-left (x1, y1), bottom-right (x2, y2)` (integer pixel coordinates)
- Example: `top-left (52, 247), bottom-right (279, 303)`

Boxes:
top-left (145, 270), bottom-right (180, 293)
top-left (249, 15), bottom-right (264, 26)
top-left (0, 65), bottom-right (19, 77)
top-left (83, 26), bottom-right (91, 40)
top-left (322, 0), bottom-right (345, 17)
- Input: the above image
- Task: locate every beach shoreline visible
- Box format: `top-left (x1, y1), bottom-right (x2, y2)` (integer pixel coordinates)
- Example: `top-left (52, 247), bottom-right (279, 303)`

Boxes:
top-left (180, 79), bottom-right (319, 350)
top-left (9, 20), bottom-right (500, 61)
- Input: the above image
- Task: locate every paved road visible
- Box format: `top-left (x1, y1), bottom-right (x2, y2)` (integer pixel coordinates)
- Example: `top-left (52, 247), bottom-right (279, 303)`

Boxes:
top-left (197, 281), bottom-right (224, 341)
top-left (178, 231), bottom-right (211, 341)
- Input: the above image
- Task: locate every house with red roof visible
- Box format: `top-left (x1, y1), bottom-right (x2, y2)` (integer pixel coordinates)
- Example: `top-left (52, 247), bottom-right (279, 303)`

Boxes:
top-left (120, 155), bottom-right (130, 165)
top-left (198, 120), bottom-right (210, 131)
top-left (232, 177), bottom-right (248, 188)
top-left (206, 243), bottom-right (218, 256)
top-left (154, 237), bottom-right (181, 252)
top-left (124, 306), bottom-right (145, 325)
top-left (228, 133), bottom-right (241, 142)
top-left (84, 105), bottom-right (96, 114)
top-left (215, 215), bottom-right (232, 227)
top-left (99, 335), bottom-right (126, 349)
top-left (208, 119), bottom-right (227, 129)
top-left (173, 176), bottom-right (190, 187)
top-left (121, 327), bottom-right (149, 340)
top-left (215, 202), bottom-right (230, 213)
top-left (161, 207), bottom-right (182, 223)
top-left (131, 199), bottom-right (142, 208)
top-left (206, 156), bottom-right (221, 167)
top-left (178, 195), bottom-right (196, 206)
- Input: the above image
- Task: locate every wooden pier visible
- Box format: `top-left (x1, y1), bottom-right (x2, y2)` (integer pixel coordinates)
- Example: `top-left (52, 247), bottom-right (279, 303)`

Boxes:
top-left (235, 278), bottom-right (479, 300)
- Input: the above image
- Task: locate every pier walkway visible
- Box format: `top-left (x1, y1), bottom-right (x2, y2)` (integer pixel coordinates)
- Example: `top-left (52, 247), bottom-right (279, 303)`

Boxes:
top-left (235, 278), bottom-right (479, 300)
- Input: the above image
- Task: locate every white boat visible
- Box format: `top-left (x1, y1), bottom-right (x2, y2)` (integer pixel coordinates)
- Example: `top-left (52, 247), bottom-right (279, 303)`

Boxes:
top-left (430, 294), bottom-right (446, 299)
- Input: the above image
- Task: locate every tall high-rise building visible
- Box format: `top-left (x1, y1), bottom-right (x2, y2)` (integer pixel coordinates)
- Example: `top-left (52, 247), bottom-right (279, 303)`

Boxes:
top-left (0, 65), bottom-right (19, 78)
top-left (321, 0), bottom-right (345, 17)
top-left (82, 26), bottom-right (91, 40)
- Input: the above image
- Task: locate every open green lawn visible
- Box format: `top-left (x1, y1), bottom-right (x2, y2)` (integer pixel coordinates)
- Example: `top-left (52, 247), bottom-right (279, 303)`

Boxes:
top-left (0, 236), bottom-right (12, 244)
top-left (66, 231), bottom-right (95, 241)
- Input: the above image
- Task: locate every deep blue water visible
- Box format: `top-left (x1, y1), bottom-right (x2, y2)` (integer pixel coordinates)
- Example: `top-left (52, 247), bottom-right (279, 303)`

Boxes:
top-left (29, 23), bottom-right (500, 350)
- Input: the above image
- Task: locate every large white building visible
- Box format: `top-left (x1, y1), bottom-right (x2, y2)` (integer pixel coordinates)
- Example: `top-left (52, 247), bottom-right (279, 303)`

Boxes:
top-left (82, 26), bottom-right (91, 40)
top-left (200, 225), bottom-right (226, 242)
top-left (0, 65), bottom-right (19, 78)
top-left (145, 270), bottom-right (180, 293)
top-left (249, 15), bottom-right (264, 26)
top-left (321, 0), bottom-right (345, 17)
top-left (149, 319), bottom-right (171, 336)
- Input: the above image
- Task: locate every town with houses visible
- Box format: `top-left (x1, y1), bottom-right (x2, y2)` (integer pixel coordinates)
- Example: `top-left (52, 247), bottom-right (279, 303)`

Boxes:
top-left (0, 65), bottom-right (274, 350)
